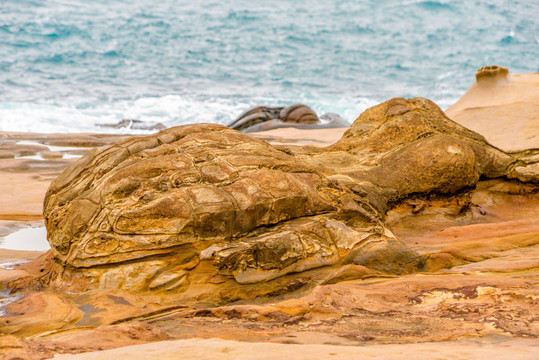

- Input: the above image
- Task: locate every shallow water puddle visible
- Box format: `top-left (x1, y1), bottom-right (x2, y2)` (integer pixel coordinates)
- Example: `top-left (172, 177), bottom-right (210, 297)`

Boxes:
top-left (16, 153), bottom-right (83, 160)
top-left (0, 227), bottom-right (50, 252)
top-left (0, 290), bottom-right (23, 316)
top-left (0, 260), bottom-right (30, 270)
top-left (14, 140), bottom-right (85, 160)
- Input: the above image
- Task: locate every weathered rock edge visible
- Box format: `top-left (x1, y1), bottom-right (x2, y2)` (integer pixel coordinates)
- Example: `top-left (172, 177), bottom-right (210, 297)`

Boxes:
top-left (42, 97), bottom-right (538, 293)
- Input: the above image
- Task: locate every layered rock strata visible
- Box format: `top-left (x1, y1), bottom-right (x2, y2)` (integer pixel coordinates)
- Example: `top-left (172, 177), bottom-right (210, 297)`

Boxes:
top-left (42, 97), bottom-right (538, 295)
top-left (228, 104), bottom-right (349, 132)
top-left (446, 64), bottom-right (539, 151)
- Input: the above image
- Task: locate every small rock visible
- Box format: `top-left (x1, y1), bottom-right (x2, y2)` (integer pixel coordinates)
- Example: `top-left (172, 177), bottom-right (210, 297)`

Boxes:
top-left (475, 65), bottom-right (508, 82)
top-left (0, 150), bottom-right (15, 159)
top-left (40, 150), bottom-right (63, 159)
top-left (279, 104), bottom-right (319, 124)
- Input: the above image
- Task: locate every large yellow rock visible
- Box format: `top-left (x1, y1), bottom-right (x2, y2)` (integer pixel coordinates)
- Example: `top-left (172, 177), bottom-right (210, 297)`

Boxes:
top-left (41, 97), bottom-right (538, 295)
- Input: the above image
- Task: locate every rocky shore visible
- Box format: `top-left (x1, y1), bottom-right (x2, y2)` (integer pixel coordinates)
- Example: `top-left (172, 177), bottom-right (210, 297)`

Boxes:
top-left (1, 66), bottom-right (538, 359)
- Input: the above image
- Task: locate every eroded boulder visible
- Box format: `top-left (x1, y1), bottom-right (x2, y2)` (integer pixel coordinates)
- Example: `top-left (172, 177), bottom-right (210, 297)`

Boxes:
top-left (44, 123), bottom-right (415, 292)
top-left (227, 104), bottom-right (349, 133)
top-left (42, 97), bottom-right (538, 295)
top-left (324, 97), bottom-right (522, 200)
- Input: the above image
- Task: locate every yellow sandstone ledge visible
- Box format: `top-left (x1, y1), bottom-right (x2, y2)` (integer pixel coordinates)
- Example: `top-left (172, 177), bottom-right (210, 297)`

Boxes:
top-left (446, 66), bottom-right (539, 151)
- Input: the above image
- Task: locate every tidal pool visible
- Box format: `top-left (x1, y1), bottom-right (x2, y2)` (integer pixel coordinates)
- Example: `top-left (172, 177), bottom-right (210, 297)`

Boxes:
top-left (0, 227), bottom-right (50, 252)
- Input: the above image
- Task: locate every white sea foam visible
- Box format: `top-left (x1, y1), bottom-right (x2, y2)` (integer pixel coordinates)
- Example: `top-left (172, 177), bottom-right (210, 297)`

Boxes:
top-left (0, 93), bottom-right (374, 134)
top-left (0, 0), bottom-right (536, 135)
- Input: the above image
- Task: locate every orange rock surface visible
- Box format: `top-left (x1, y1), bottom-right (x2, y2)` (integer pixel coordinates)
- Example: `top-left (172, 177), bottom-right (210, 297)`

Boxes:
top-left (1, 67), bottom-right (538, 359)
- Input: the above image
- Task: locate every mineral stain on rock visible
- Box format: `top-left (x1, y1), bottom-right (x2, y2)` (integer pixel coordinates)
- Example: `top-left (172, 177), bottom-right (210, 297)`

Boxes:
top-left (39, 97), bottom-right (538, 297)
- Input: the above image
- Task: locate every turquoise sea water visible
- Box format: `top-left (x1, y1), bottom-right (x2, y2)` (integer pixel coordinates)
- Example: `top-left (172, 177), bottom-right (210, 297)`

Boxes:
top-left (0, 0), bottom-right (538, 133)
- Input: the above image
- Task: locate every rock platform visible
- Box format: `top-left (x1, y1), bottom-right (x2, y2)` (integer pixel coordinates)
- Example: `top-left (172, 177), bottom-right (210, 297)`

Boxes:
top-left (1, 69), bottom-right (538, 359)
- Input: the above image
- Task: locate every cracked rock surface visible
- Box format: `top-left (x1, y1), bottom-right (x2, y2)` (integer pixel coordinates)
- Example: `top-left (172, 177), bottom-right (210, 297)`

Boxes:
top-left (41, 97), bottom-right (538, 294)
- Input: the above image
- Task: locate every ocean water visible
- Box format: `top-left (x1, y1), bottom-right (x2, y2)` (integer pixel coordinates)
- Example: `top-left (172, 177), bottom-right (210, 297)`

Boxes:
top-left (0, 0), bottom-right (538, 134)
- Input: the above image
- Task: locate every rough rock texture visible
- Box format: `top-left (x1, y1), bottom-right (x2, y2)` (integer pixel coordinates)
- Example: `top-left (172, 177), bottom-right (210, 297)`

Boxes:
top-left (278, 104), bottom-right (318, 124)
top-left (3, 176), bottom-right (538, 358)
top-left (40, 97), bottom-right (538, 296)
top-left (227, 104), bottom-right (349, 133)
top-left (43, 122), bottom-right (417, 292)
top-left (228, 104), bottom-right (318, 132)
top-left (323, 97), bottom-right (529, 200)
top-left (475, 65), bottom-right (509, 82)
top-left (2, 90), bottom-right (539, 359)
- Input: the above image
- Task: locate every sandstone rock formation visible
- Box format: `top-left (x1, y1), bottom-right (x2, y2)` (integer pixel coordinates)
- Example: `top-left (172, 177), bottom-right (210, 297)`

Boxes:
top-left (278, 104), bottom-right (319, 124)
top-left (41, 97), bottom-right (539, 296)
top-left (446, 65), bottom-right (539, 151)
top-left (42, 124), bottom-right (418, 293)
top-left (474, 64), bottom-right (509, 82)
top-left (228, 104), bottom-right (349, 132)
top-left (2, 93), bottom-right (539, 359)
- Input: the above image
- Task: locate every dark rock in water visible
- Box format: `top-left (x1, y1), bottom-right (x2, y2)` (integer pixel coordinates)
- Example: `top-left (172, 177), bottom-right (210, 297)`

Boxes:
top-left (226, 106), bottom-right (284, 132)
top-left (99, 119), bottom-right (166, 131)
top-left (228, 104), bottom-right (348, 132)
top-left (40, 97), bottom-right (538, 299)
top-left (279, 104), bottom-right (318, 124)
top-left (237, 116), bottom-right (350, 133)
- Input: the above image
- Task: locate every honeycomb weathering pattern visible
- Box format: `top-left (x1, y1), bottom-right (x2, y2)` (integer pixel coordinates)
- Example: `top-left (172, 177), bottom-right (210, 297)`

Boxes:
top-left (43, 97), bottom-right (538, 292)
